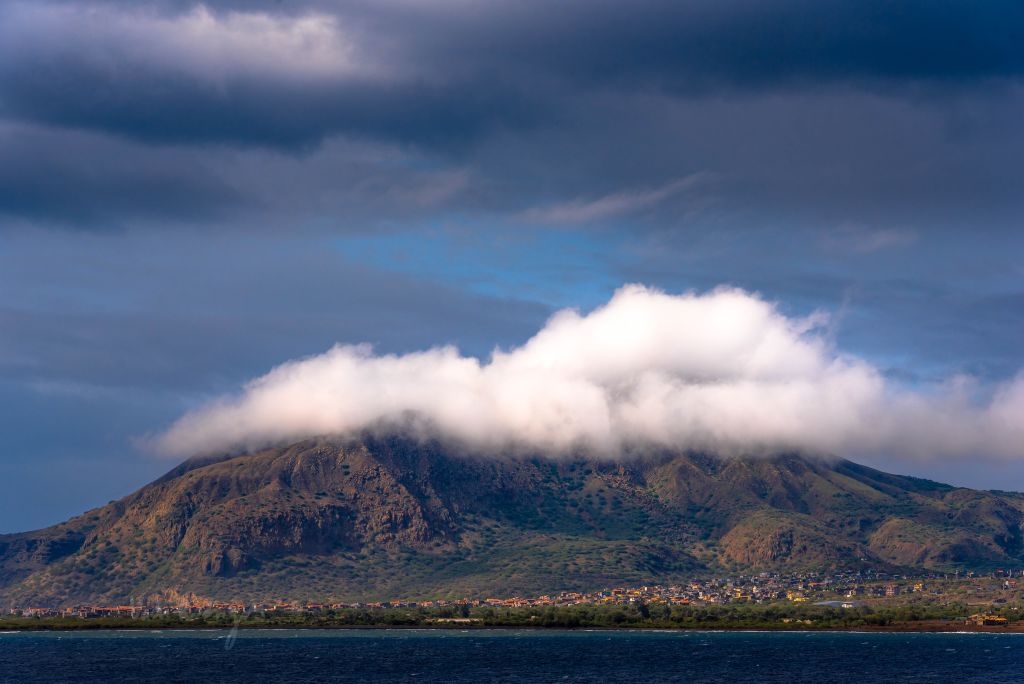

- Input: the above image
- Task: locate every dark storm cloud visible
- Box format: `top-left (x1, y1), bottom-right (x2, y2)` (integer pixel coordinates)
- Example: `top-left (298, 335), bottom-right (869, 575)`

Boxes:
top-left (0, 0), bottom-right (1020, 150)
top-left (0, 124), bottom-right (241, 226)
top-left (1, 0), bottom-right (1022, 229)
top-left (0, 62), bottom-right (537, 150)
top-left (0, 122), bottom-right (479, 228)
top-left (405, 0), bottom-right (1024, 90)
top-left (0, 1), bottom-right (544, 149)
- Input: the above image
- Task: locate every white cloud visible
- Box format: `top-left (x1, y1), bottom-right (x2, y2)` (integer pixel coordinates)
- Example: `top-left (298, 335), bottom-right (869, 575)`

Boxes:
top-left (154, 285), bottom-right (1024, 461)
top-left (822, 225), bottom-right (919, 254)
top-left (522, 175), bottom-right (711, 225)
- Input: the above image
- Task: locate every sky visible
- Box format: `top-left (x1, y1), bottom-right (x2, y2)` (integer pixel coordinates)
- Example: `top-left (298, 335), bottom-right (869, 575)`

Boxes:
top-left (1, 0), bottom-right (1022, 532)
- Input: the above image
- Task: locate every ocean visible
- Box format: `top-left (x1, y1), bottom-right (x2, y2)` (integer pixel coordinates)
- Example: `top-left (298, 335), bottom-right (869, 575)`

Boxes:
top-left (1, 628), bottom-right (1021, 682)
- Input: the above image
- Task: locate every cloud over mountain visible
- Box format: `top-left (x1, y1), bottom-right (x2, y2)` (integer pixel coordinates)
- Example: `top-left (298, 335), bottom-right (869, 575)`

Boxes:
top-left (155, 285), bottom-right (1024, 461)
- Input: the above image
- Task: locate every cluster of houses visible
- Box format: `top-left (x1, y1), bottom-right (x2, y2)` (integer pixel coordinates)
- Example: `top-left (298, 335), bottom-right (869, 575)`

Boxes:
top-left (7, 569), bottom-right (1023, 619)
top-left (8, 603), bottom-right (247, 619)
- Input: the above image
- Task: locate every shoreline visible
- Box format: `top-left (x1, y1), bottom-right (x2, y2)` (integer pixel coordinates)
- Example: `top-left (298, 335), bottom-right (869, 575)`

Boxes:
top-left (3, 620), bottom-right (1023, 634)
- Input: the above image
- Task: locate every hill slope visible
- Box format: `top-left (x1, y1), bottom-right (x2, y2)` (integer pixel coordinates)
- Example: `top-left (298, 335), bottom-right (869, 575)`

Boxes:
top-left (2, 437), bottom-right (1023, 605)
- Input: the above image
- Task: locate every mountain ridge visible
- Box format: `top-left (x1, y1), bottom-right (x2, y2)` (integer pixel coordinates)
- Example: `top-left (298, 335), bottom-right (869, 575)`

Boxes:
top-left (2, 436), bottom-right (1023, 606)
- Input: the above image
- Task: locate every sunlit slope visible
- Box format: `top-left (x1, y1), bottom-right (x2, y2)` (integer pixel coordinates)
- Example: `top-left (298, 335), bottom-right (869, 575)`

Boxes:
top-left (2, 437), bottom-right (1022, 605)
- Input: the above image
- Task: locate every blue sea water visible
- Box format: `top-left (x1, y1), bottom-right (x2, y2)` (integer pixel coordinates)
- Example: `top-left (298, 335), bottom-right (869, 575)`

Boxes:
top-left (1, 629), bottom-right (1022, 683)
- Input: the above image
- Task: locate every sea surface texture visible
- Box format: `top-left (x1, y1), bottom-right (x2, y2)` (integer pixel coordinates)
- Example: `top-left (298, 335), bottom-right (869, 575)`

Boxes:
top-left (1, 629), bottom-right (1022, 683)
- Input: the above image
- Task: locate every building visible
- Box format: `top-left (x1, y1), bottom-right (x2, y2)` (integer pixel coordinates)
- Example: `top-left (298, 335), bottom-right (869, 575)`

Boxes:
top-left (970, 614), bottom-right (1008, 626)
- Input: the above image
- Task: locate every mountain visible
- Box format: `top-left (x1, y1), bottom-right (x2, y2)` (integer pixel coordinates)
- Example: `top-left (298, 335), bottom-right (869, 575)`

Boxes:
top-left (2, 436), bottom-right (1024, 606)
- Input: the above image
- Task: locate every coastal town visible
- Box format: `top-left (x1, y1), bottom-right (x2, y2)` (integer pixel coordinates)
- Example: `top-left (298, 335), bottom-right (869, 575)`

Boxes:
top-left (8, 569), bottom-right (1024, 622)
